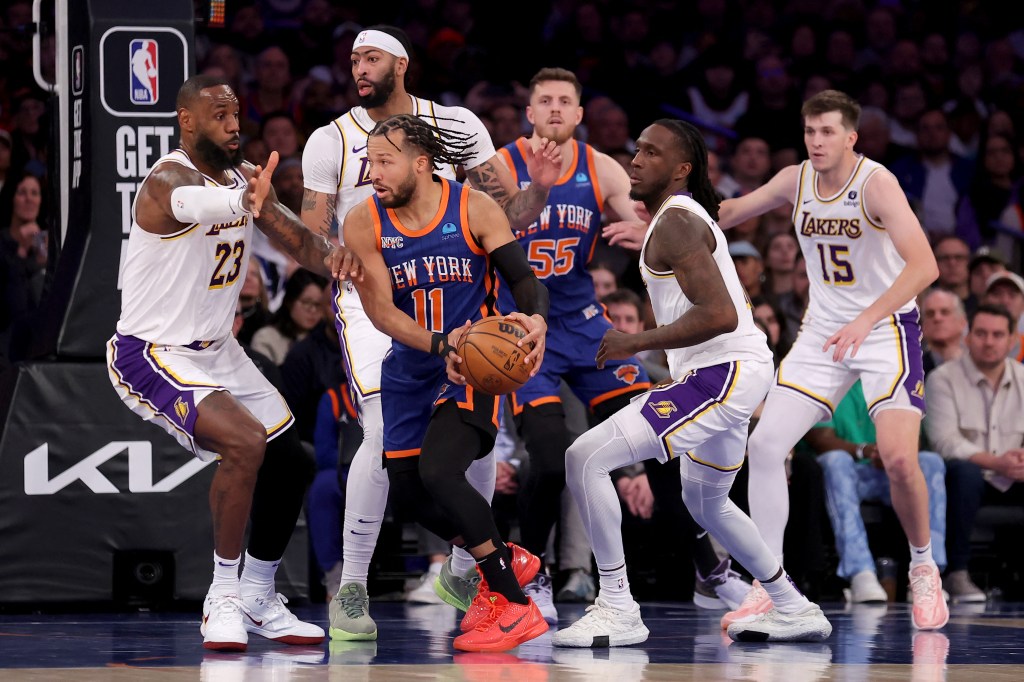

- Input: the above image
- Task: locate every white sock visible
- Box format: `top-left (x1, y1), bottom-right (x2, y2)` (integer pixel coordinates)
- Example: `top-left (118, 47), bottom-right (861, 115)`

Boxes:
top-left (910, 542), bottom-right (934, 569)
top-left (451, 546), bottom-right (477, 576)
top-left (760, 568), bottom-right (810, 614)
top-left (341, 396), bottom-right (389, 586)
top-left (240, 551), bottom-right (279, 597)
top-left (211, 552), bottom-right (240, 595)
top-left (596, 561), bottom-right (633, 610)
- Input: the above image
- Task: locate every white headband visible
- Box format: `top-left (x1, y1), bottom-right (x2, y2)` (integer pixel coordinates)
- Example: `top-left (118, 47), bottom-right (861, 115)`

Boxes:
top-left (353, 30), bottom-right (409, 60)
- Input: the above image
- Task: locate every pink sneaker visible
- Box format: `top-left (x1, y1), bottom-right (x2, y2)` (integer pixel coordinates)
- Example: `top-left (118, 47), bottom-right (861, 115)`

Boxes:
top-left (720, 580), bottom-right (773, 630)
top-left (909, 565), bottom-right (949, 630)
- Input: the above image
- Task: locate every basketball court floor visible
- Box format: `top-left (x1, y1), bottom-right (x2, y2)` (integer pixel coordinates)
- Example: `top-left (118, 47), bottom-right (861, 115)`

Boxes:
top-left (1, 600), bottom-right (1022, 680)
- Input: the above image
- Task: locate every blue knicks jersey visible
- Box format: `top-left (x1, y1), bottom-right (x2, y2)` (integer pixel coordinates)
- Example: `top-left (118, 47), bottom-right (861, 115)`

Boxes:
top-left (372, 178), bottom-right (495, 357)
top-left (497, 139), bottom-right (604, 318)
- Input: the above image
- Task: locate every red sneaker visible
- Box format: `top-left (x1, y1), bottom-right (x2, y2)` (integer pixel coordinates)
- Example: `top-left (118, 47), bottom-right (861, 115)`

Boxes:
top-left (453, 593), bottom-right (549, 652)
top-left (460, 543), bottom-right (541, 632)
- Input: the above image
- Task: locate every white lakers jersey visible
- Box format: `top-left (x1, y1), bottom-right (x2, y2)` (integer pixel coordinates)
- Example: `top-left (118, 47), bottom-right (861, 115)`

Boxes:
top-left (302, 94), bottom-right (496, 243)
top-left (116, 149), bottom-right (251, 345)
top-left (792, 155), bottom-right (914, 325)
top-left (640, 194), bottom-right (771, 376)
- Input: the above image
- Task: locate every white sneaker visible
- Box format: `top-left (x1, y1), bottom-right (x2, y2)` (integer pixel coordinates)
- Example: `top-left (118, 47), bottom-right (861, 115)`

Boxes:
top-left (407, 563), bottom-right (446, 604)
top-left (201, 592), bottom-right (248, 651)
top-left (524, 573), bottom-right (558, 626)
top-left (552, 597), bottom-right (649, 648)
top-left (726, 604), bottom-right (833, 642)
top-left (694, 559), bottom-right (751, 610)
top-left (240, 591), bottom-right (325, 645)
top-left (844, 570), bottom-right (888, 604)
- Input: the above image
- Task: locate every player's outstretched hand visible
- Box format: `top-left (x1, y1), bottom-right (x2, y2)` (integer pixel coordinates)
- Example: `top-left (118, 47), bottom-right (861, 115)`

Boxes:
top-left (523, 137), bottom-right (562, 190)
top-left (823, 314), bottom-right (873, 362)
top-left (506, 312), bottom-right (546, 376)
top-left (444, 319), bottom-right (472, 385)
top-left (244, 151), bottom-right (279, 218)
top-left (596, 329), bottom-right (636, 369)
top-left (602, 219), bottom-right (647, 251)
top-left (325, 245), bottom-right (363, 281)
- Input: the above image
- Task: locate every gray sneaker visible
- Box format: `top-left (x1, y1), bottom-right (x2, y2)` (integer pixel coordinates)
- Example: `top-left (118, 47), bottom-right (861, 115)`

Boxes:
top-left (945, 569), bottom-right (986, 603)
top-left (329, 582), bottom-right (377, 641)
top-left (556, 568), bottom-right (596, 603)
top-left (433, 556), bottom-right (481, 612)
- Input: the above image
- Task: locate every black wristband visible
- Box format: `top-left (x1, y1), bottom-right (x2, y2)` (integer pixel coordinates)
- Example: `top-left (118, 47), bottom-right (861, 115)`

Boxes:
top-left (431, 332), bottom-right (456, 358)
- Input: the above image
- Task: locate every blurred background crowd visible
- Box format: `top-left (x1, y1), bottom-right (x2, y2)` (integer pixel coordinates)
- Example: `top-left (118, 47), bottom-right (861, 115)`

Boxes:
top-left (2, 0), bottom-right (1023, 606)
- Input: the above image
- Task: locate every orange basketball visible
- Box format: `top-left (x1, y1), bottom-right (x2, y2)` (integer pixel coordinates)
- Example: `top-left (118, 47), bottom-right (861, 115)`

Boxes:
top-left (456, 316), bottom-right (535, 395)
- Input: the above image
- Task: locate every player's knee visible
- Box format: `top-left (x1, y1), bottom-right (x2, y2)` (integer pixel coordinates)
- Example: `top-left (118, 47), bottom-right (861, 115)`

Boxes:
top-left (217, 423), bottom-right (267, 473)
top-left (879, 449), bottom-right (919, 483)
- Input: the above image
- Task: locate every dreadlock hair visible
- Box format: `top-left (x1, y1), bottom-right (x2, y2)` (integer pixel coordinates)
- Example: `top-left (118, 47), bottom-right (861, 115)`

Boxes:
top-left (369, 113), bottom-right (477, 171)
top-left (653, 118), bottom-right (720, 221)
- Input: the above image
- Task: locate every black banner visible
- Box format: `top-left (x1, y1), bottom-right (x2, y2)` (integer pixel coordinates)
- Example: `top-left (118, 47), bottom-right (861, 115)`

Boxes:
top-left (55, 0), bottom-right (194, 358)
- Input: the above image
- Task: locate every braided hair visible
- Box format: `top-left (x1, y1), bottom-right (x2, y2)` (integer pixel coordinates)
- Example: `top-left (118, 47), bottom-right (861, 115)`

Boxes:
top-left (369, 114), bottom-right (477, 171)
top-left (654, 118), bottom-right (721, 221)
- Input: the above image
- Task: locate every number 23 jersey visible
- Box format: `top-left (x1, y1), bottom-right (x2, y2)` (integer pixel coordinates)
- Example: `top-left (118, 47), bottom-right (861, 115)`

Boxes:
top-left (793, 155), bottom-right (914, 326)
top-left (116, 149), bottom-right (251, 345)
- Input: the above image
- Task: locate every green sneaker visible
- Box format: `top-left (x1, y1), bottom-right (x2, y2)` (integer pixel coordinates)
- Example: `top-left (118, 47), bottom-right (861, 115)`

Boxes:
top-left (433, 556), bottom-right (481, 611)
top-left (329, 582), bottom-right (377, 641)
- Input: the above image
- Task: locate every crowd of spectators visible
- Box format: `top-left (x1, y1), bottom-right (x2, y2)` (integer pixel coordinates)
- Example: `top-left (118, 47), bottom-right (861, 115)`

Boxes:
top-left (3, 0), bottom-right (1024, 602)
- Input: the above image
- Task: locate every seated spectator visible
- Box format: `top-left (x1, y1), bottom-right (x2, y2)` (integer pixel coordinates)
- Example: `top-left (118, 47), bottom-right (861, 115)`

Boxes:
top-left (602, 287), bottom-right (669, 384)
top-left (588, 261), bottom-right (618, 300)
top-left (750, 295), bottom-right (790, 365)
top-left (890, 108), bottom-right (974, 238)
top-left (921, 287), bottom-right (968, 375)
top-left (932, 235), bottom-right (971, 304)
top-left (728, 240), bottom-right (765, 299)
top-left (762, 231), bottom-right (799, 299)
top-left (956, 132), bottom-right (1018, 251)
top-left (236, 257), bottom-right (271, 345)
top-left (804, 381), bottom-right (946, 603)
top-left (251, 269), bottom-right (326, 365)
top-left (261, 110), bottom-right (303, 161)
top-left (925, 304), bottom-right (1024, 602)
top-left (966, 247), bottom-right (1008, 316)
top-left (728, 134), bottom-right (772, 198)
top-left (775, 252), bottom-right (809, 350)
top-left (982, 271), bottom-right (1024, 360)
top-left (279, 278), bottom-right (343, 443)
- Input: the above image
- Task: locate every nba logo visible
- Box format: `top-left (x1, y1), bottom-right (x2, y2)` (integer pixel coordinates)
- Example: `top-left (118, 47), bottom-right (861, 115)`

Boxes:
top-left (129, 39), bottom-right (159, 105)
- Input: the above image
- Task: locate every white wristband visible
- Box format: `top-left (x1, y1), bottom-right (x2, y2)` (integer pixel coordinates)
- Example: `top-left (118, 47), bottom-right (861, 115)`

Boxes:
top-left (170, 185), bottom-right (249, 225)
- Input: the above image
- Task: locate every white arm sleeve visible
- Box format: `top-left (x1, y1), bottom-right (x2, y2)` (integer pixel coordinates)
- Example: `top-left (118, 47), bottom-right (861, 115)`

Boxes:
top-left (170, 185), bottom-right (248, 224)
top-left (302, 125), bottom-right (343, 194)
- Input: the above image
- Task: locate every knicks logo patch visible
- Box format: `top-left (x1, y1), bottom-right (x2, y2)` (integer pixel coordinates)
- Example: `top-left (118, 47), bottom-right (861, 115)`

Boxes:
top-left (648, 400), bottom-right (677, 418)
top-left (174, 396), bottom-right (190, 422)
top-left (614, 364), bottom-right (640, 385)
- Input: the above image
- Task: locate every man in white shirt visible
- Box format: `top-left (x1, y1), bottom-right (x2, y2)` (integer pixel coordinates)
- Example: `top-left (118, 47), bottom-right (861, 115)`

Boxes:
top-left (925, 304), bottom-right (1024, 602)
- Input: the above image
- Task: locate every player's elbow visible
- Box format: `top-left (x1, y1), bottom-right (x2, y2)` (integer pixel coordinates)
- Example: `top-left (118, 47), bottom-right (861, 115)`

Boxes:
top-left (708, 305), bottom-right (738, 335)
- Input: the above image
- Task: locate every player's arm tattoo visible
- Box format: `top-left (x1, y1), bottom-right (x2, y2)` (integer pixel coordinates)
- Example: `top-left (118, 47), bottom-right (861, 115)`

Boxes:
top-left (465, 160), bottom-right (549, 231)
top-left (638, 212), bottom-right (738, 350)
top-left (301, 188), bottom-right (337, 240)
top-left (256, 193), bottom-right (333, 277)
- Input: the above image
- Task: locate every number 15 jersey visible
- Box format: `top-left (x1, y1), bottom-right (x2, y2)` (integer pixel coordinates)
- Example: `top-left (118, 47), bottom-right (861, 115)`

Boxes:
top-left (792, 155), bottom-right (915, 327)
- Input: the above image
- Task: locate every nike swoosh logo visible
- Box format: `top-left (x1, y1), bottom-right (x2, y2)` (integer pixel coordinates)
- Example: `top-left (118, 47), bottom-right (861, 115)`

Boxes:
top-left (499, 613), bottom-right (527, 633)
top-left (357, 518), bottom-right (375, 523)
top-left (244, 613), bottom-right (263, 626)
top-left (351, 531), bottom-right (373, 535)
top-left (803, 199), bottom-right (813, 204)
top-left (352, 145), bottom-right (367, 154)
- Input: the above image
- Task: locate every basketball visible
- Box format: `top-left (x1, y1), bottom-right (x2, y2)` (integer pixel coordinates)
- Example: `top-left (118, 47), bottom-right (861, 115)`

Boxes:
top-left (456, 317), bottom-right (535, 395)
